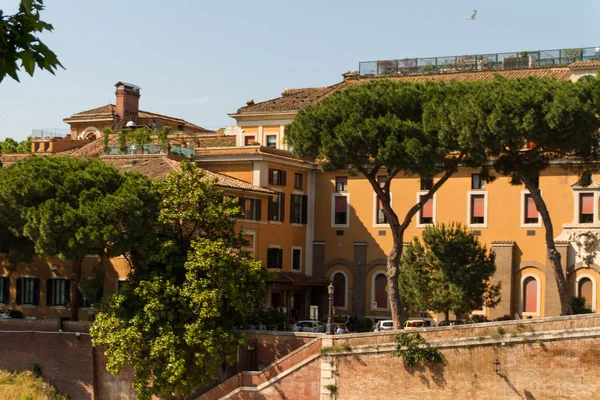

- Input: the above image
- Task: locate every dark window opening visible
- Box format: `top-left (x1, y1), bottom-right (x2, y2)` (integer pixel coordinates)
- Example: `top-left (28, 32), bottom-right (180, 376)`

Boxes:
top-left (334, 196), bottom-right (348, 225)
top-left (294, 173), bottom-right (303, 189)
top-left (335, 177), bottom-right (347, 192)
top-left (267, 248), bottom-right (283, 269)
top-left (292, 249), bottom-right (301, 270)
top-left (471, 174), bottom-right (484, 190)
top-left (420, 175), bottom-right (433, 191)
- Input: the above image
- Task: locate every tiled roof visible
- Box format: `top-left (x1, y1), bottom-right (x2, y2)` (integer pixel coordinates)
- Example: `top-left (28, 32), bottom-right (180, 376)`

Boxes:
top-left (194, 146), bottom-right (314, 165)
top-left (63, 104), bottom-right (211, 132)
top-left (569, 61), bottom-right (600, 68)
top-left (235, 67), bottom-right (574, 114)
top-left (0, 153), bottom-right (32, 166)
top-left (101, 155), bottom-right (273, 194)
top-left (266, 272), bottom-right (330, 286)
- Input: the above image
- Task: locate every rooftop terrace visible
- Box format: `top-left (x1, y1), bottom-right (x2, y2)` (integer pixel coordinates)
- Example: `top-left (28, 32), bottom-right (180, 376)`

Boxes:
top-left (359, 46), bottom-right (600, 77)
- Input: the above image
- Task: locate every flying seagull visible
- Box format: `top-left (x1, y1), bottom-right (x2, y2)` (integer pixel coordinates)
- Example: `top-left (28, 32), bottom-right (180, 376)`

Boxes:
top-left (468, 10), bottom-right (477, 20)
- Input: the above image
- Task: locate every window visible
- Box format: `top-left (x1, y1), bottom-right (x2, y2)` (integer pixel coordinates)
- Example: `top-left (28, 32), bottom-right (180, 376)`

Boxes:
top-left (580, 193), bottom-right (594, 223)
top-left (333, 195), bottom-right (348, 226)
top-left (335, 177), bottom-right (347, 192)
top-left (332, 272), bottom-right (347, 309)
top-left (244, 136), bottom-right (256, 146)
top-left (471, 174), bottom-right (484, 190)
top-left (290, 194), bottom-right (308, 224)
top-left (239, 198), bottom-right (262, 221)
top-left (522, 276), bottom-right (539, 315)
top-left (375, 176), bottom-right (388, 225)
top-left (372, 273), bottom-right (388, 310)
top-left (418, 194), bottom-right (434, 225)
top-left (47, 278), bottom-right (70, 306)
top-left (294, 173), bottom-right (303, 189)
top-left (0, 277), bottom-right (8, 304)
top-left (420, 175), bottom-right (433, 191)
top-left (524, 194), bottom-right (539, 224)
top-left (469, 194), bottom-right (486, 225)
top-left (79, 280), bottom-right (103, 308)
top-left (267, 248), bottom-right (283, 269)
top-left (268, 169), bottom-right (287, 186)
top-left (292, 248), bottom-right (302, 270)
top-left (242, 232), bottom-right (255, 253)
top-left (268, 192), bottom-right (285, 222)
top-left (266, 135), bottom-right (277, 148)
top-left (578, 277), bottom-right (594, 310)
top-left (177, 124), bottom-right (184, 131)
top-left (16, 278), bottom-right (39, 305)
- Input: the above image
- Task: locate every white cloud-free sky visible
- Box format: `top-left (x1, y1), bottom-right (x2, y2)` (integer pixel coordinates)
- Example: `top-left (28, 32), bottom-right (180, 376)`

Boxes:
top-left (0, 0), bottom-right (598, 139)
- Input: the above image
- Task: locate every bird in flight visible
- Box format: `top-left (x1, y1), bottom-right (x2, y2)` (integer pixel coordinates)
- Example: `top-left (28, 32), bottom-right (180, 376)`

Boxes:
top-left (468, 10), bottom-right (477, 20)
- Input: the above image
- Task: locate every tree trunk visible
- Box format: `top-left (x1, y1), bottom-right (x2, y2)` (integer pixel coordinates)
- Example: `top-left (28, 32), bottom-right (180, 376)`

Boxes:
top-left (386, 241), bottom-right (407, 330)
top-left (445, 310), bottom-right (450, 322)
top-left (70, 255), bottom-right (84, 321)
top-left (521, 173), bottom-right (573, 315)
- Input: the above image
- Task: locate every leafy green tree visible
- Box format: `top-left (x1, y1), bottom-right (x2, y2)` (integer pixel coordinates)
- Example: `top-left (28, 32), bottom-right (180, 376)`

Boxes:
top-left (0, 0), bottom-right (63, 83)
top-left (399, 223), bottom-right (500, 322)
top-left (433, 76), bottom-right (600, 315)
top-left (0, 137), bottom-right (18, 154)
top-left (0, 156), bottom-right (157, 320)
top-left (91, 162), bottom-right (266, 399)
top-left (15, 136), bottom-right (31, 153)
top-left (285, 80), bottom-right (477, 328)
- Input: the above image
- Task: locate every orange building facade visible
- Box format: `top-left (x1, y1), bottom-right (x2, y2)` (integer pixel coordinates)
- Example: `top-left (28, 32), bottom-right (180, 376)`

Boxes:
top-left (3, 57), bottom-right (600, 324)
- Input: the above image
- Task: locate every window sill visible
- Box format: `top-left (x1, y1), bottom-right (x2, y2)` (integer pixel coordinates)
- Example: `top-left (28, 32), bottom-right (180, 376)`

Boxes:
top-left (521, 223), bottom-right (543, 228)
top-left (373, 224), bottom-right (390, 229)
top-left (49, 306), bottom-right (67, 309)
top-left (19, 305), bottom-right (35, 309)
top-left (416, 223), bottom-right (434, 229)
top-left (521, 312), bottom-right (540, 317)
top-left (292, 223), bottom-right (305, 228)
top-left (331, 225), bottom-right (349, 229)
top-left (467, 223), bottom-right (488, 229)
top-left (238, 219), bottom-right (267, 225)
top-left (371, 308), bottom-right (390, 312)
top-left (269, 220), bottom-right (283, 225)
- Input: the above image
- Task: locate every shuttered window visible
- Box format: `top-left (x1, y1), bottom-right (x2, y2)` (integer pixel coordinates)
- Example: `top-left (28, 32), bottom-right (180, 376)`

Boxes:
top-left (268, 192), bottom-right (285, 222)
top-left (334, 196), bottom-right (348, 225)
top-left (16, 278), bottom-right (39, 305)
top-left (47, 279), bottom-right (70, 307)
top-left (290, 195), bottom-right (308, 224)
top-left (268, 169), bottom-right (287, 186)
top-left (470, 194), bottom-right (485, 224)
top-left (374, 274), bottom-right (388, 309)
top-left (0, 277), bottom-right (9, 304)
top-left (524, 194), bottom-right (539, 224)
top-left (267, 248), bottom-right (283, 269)
top-left (239, 198), bottom-right (262, 221)
top-left (523, 277), bottom-right (538, 314)
top-left (420, 195), bottom-right (433, 224)
top-left (580, 193), bottom-right (594, 223)
top-left (333, 273), bottom-right (346, 308)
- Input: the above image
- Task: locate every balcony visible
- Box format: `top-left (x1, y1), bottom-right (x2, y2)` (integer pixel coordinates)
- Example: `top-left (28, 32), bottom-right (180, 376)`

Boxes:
top-left (358, 46), bottom-right (600, 77)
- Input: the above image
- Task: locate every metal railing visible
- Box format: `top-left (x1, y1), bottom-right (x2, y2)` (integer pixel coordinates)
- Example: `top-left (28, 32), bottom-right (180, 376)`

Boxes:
top-left (358, 46), bottom-right (600, 77)
top-left (102, 144), bottom-right (195, 158)
top-left (31, 129), bottom-right (70, 139)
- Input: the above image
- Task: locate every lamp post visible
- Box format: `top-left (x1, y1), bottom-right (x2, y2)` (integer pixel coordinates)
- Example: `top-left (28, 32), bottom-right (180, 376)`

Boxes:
top-left (326, 282), bottom-right (334, 335)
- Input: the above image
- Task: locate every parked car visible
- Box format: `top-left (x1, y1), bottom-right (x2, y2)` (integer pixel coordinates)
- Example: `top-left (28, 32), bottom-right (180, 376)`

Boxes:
top-left (379, 320), bottom-right (395, 331)
top-left (332, 322), bottom-right (349, 334)
top-left (291, 320), bottom-right (325, 333)
top-left (437, 320), bottom-right (466, 327)
top-left (0, 309), bottom-right (24, 319)
top-left (403, 319), bottom-right (432, 329)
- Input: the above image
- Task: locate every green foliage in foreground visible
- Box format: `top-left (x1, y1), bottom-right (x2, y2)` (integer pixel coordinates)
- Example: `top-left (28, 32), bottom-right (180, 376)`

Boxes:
top-left (399, 223), bottom-right (500, 321)
top-left (0, 0), bottom-right (63, 83)
top-left (392, 332), bottom-right (446, 368)
top-left (91, 162), bottom-right (267, 399)
top-left (0, 370), bottom-right (68, 400)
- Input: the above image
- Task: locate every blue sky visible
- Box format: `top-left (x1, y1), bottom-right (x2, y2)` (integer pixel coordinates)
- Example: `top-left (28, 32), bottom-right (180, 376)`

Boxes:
top-left (0, 0), bottom-right (598, 140)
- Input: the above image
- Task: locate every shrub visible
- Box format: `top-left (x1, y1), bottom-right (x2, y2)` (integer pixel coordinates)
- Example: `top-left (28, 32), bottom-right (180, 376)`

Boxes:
top-left (356, 317), bottom-right (373, 333)
top-left (494, 315), bottom-right (511, 321)
top-left (572, 296), bottom-right (593, 314)
top-left (470, 315), bottom-right (489, 323)
top-left (391, 332), bottom-right (446, 367)
top-left (496, 327), bottom-right (505, 335)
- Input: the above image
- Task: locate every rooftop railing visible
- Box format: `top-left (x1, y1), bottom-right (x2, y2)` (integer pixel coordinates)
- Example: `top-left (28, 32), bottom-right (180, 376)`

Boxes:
top-left (102, 144), bottom-right (195, 158)
top-left (32, 129), bottom-right (70, 139)
top-left (358, 46), bottom-right (600, 77)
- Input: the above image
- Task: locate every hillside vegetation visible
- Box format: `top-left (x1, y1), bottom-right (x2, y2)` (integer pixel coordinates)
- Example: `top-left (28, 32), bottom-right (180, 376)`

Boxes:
top-left (0, 370), bottom-right (68, 400)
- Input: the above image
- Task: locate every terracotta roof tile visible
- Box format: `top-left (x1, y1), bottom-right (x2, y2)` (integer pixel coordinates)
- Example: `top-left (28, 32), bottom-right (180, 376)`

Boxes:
top-left (101, 155), bottom-right (273, 194)
top-left (0, 153), bottom-right (32, 166)
top-left (236, 67), bottom-right (573, 114)
top-left (569, 61), bottom-right (600, 68)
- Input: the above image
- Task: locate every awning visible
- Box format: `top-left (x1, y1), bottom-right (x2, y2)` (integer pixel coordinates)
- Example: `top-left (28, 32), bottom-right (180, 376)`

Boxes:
top-left (266, 272), bottom-right (330, 287)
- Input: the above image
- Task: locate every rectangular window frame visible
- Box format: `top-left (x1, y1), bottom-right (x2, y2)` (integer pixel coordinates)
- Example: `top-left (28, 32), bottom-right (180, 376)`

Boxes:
top-left (268, 169), bottom-right (287, 186)
top-left (578, 192), bottom-right (595, 224)
top-left (520, 190), bottom-right (543, 228)
top-left (244, 135), bottom-right (256, 146)
top-left (294, 173), bottom-right (303, 190)
top-left (291, 247), bottom-right (302, 271)
top-left (0, 276), bottom-right (8, 304)
top-left (416, 192), bottom-right (436, 228)
top-left (471, 174), bottom-right (485, 190)
top-left (47, 278), bottom-right (69, 307)
top-left (373, 192), bottom-right (392, 228)
top-left (266, 135), bottom-right (277, 148)
top-left (240, 197), bottom-right (262, 221)
top-left (335, 176), bottom-right (348, 192)
top-left (17, 277), bottom-right (39, 306)
top-left (268, 191), bottom-right (285, 222)
top-left (267, 246), bottom-right (283, 270)
top-left (571, 190), bottom-right (598, 225)
top-left (467, 191), bottom-right (488, 228)
top-left (331, 193), bottom-right (350, 228)
top-left (290, 194), bottom-right (308, 225)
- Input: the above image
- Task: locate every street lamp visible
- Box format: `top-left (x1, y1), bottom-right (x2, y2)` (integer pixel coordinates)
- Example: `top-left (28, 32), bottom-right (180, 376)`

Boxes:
top-left (326, 282), bottom-right (335, 335)
top-left (494, 359), bottom-right (501, 375)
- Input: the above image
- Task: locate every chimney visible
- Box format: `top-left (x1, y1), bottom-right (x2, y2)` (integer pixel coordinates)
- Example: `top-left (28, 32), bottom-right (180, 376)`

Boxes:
top-left (115, 82), bottom-right (141, 125)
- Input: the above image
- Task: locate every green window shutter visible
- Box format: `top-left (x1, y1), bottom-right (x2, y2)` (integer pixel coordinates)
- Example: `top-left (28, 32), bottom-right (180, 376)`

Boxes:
top-left (33, 278), bottom-right (40, 305)
top-left (255, 199), bottom-right (262, 220)
top-left (47, 279), bottom-right (53, 306)
top-left (301, 195), bottom-right (308, 224)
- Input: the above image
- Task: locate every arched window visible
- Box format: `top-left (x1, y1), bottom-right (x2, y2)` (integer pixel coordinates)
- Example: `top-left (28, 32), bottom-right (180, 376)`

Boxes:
top-left (578, 277), bottom-right (594, 310)
top-left (332, 272), bottom-right (346, 309)
top-left (522, 276), bottom-right (538, 314)
top-left (374, 273), bottom-right (388, 310)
